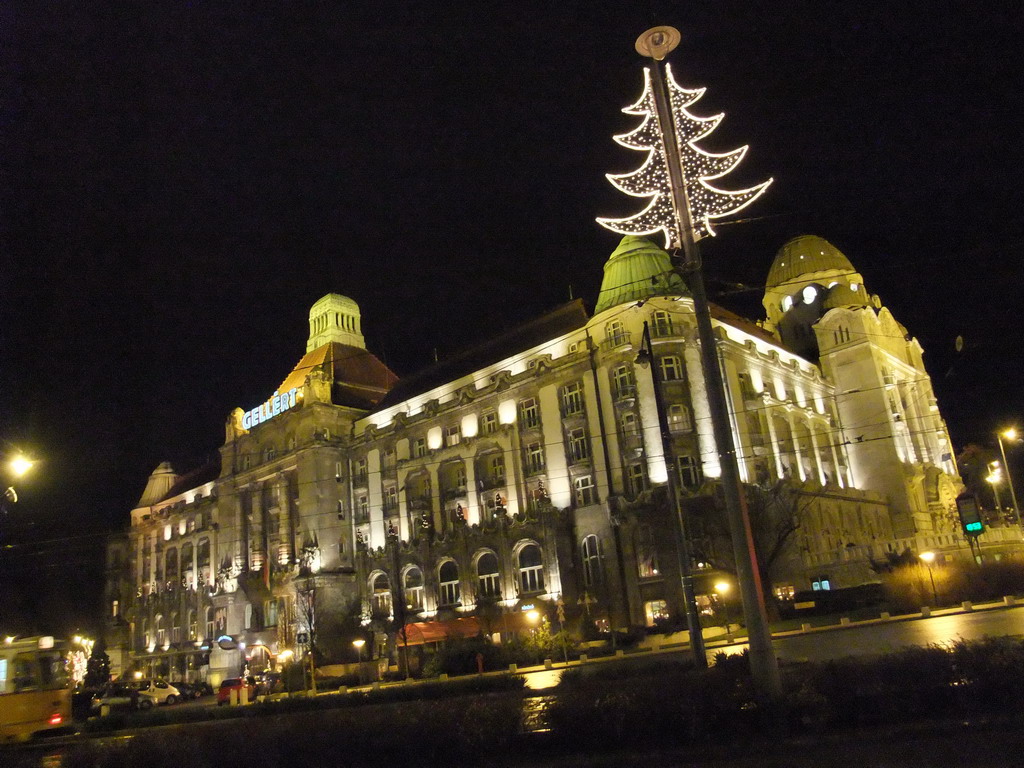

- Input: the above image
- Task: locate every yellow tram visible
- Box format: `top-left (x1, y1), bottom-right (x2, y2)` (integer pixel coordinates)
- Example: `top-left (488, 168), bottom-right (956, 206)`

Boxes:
top-left (0, 636), bottom-right (71, 743)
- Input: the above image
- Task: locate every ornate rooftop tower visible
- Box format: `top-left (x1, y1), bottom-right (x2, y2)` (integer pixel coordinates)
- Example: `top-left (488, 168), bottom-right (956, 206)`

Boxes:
top-left (307, 294), bottom-right (365, 352)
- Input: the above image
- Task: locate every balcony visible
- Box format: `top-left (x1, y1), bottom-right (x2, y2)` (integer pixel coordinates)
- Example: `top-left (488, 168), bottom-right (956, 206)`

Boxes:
top-left (601, 331), bottom-right (633, 351)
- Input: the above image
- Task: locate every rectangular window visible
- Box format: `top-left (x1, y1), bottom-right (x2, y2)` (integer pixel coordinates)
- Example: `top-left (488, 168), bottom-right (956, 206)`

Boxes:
top-left (574, 475), bottom-right (597, 506)
top-left (612, 365), bottom-right (635, 398)
top-left (384, 485), bottom-right (398, 513)
top-left (382, 449), bottom-right (396, 471)
top-left (357, 495), bottom-right (369, 522)
top-left (354, 458), bottom-right (368, 485)
top-left (678, 456), bottom-right (703, 490)
top-left (668, 404), bottom-right (692, 432)
top-left (413, 438), bottom-right (427, 458)
top-left (626, 464), bottom-right (648, 495)
top-left (652, 311), bottom-right (674, 337)
top-left (659, 355), bottom-right (684, 381)
top-left (264, 600), bottom-right (279, 627)
top-left (519, 398), bottom-right (540, 429)
top-left (445, 425), bottom-right (461, 446)
top-left (644, 599), bottom-right (670, 627)
top-left (568, 428), bottom-right (589, 463)
top-left (481, 412), bottom-right (498, 434)
top-left (526, 443), bottom-right (545, 474)
top-left (561, 382), bottom-right (584, 416)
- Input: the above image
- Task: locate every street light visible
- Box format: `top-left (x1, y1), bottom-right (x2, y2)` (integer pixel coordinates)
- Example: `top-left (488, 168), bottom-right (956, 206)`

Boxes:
top-left (986, 461), bottom-right (1005, 516)
top-left (352, 638), bottom-right (365, 663)
top-left (997, 428), bottom-right (1022, 529)
top-left (3, 454), bottom-right (35, 509)
top-left (919, 551), bottom-right (939, 606)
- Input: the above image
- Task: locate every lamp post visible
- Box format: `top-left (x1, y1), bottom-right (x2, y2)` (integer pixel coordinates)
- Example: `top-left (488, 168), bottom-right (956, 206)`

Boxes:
top-left (598, 26), bottom-right (781, 703)
top-left (352, 638), bottom-right (366, 684)
top-left (997, 428), bottom-right (1021, 529)
top-left (636, 320), bottom-right (707, 669)
top-left (714, 581), bottom-right (733, 642)
top-left (919, 551), bottom-right (938, 606)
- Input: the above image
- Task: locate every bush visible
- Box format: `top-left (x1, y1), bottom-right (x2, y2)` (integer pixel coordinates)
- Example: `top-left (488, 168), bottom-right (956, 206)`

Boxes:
top-left (880, 558), bottom-right (1024, 611)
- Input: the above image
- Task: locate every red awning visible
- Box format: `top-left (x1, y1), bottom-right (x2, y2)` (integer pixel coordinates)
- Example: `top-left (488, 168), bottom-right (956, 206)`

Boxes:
top-left (399, 617), bottom-right (485, 647)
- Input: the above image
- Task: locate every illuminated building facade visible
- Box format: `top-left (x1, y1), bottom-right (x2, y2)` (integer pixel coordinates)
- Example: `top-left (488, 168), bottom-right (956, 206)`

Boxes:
top-left (108, 234), bottom-right (995, 681)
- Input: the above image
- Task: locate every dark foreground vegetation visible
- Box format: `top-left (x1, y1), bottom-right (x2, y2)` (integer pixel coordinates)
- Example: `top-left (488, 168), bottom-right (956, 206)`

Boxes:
top-left (16, 636), bottom-right (1024, 767)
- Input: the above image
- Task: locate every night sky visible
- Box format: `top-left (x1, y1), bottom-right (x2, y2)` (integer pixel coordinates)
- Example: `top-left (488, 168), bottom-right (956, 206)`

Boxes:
top-left (2, 2), bottom-right (1022, 635)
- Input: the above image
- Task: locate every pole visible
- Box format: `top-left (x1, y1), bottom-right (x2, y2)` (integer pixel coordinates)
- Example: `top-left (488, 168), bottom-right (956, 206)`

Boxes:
top-left (926, 564), bottom-right (938, 606)
top-left (644, 46), bottom-right (782, 704)
top-left (640, 321), bottom-right (707, 668)
top-left (997, 435), bottom-right (1022, 530)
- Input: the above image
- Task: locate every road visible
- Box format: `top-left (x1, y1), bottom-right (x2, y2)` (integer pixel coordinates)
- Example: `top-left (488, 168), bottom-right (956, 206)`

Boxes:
top-left (522, 603), bottom-right (1024, 689)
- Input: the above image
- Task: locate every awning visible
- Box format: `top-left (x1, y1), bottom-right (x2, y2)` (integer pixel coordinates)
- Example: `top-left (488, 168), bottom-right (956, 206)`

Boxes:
top-left (399, 610), bottom-right (539, 647)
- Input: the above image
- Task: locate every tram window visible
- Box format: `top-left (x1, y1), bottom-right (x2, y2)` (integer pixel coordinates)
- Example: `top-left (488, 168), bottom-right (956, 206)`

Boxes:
top-left (12, 655), bottom-right (38, 691)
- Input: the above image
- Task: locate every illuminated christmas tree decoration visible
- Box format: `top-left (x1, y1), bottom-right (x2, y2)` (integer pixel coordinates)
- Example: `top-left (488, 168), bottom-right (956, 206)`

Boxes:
top-left (598, 64), bottom-right (772, 248)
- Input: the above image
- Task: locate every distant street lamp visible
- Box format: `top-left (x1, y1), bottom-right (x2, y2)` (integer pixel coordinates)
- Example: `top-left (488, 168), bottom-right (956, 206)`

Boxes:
top-left (986, 461), bottom-right (1005, 517)
top-left (3, 453), bottom-right (35, 510)
top-left (919, 551), bottom-right (939, 606)
top-left (352, 638), bottom-right (366, 663)
top-left (996, 428), bottom-right (1022, 530)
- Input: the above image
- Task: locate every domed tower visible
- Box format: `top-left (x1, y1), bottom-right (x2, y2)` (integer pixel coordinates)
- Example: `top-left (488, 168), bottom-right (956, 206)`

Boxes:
top-left (594, 235), bottom-right (688, 314)
top-left (763, 236), bottom-right (960, 537)
top-left (307, 293), bottom-right (365, 352)
top-left (762, 235), bottom-right (870, 359)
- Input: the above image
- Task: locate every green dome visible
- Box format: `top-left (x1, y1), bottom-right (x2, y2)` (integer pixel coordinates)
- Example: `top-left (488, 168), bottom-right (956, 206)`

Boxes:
top-left (767, 235), bottom-right (855, 288)
top-left (594, 236), bottom-right (688, 314)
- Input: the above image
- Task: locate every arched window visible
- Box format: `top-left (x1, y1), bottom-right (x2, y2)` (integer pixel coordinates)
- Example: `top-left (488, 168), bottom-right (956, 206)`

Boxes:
top-left (155, 614), bottom-right (167, 647)
top-left (581, 535), bottom-right (603, 587)
top-left (438, 561), bottom-right (461, 606)
top-left (181, 542), bottom-right (194, 587)
top-left (204, 607), bottom-right (214, 640)
top-left (171, 612), bottom-right (181, 643)
top-left (517, 544), bottom-right (545, 594)
top-left (187, 610), bottom-right (197, 641)
top-left (165, 548), bottom-right (178, 586)
top-left (141, 619), bottom-right (150, 650)
top-left (476, 552), bottom-right (500, 598)
top-left (636, 525), bottom-right (660, 578)
top-left (372, 573), bottom-right (392, 617)
top-left (403, 567), bottom-right (424, 612)
top-left (606, 320), bottom-right (627, 347)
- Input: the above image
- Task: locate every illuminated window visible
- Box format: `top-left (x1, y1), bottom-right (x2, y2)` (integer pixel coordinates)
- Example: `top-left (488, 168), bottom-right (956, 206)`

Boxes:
top-left (561, 382), bottom-right (584, 416)
top-left (404, 567), bottom-right (424, 612)
top-left (372, 573), bottom-right (392, 618)
top-left (518, 544), bottom-right (545, 594)
top-left (581, 535), bottom-right (603, 587)
top-left (659, 355), bottom-right (683, 381)
top-left (781, 295), bottom-right (793, 312)
top-left (519, 398), bottom-right (540, 429)
top-left (438, 561), bottom-right (461, 606)
top-left (477, 552), bottom-right (501, 598)
top-left (644, 599), bottom-right (670, 627)
top-left (636, 525), bottom-right (659, 578)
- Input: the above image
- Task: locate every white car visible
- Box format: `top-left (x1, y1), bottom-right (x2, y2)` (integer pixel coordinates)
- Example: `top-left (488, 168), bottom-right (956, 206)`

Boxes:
top-left (132, 679), bottom-right (180, 709)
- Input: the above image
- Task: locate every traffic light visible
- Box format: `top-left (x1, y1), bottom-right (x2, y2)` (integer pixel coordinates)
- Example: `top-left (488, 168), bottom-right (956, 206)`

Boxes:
top-left (955, 492), bottom-right (985, 536)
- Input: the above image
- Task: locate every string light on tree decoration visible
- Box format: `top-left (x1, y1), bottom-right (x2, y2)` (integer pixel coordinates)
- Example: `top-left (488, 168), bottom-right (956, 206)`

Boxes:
top-left (597, 45), bottom-right (772, 249)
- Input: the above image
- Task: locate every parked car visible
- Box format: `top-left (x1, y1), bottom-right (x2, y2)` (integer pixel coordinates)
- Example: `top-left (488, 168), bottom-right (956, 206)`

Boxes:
top-left (90, 682), bottom-right (140, 713)
top-left (217, 677), bottom-right (256, 705)
top-left (132, 679), bottom-right (181, 709)
top-left (171, 681), bottom-right (209, 700)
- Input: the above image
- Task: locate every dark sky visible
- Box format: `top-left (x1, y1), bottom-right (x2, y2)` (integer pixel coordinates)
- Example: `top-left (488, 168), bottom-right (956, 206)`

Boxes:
top-left (2, 2), bottom-right (1022, 634)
